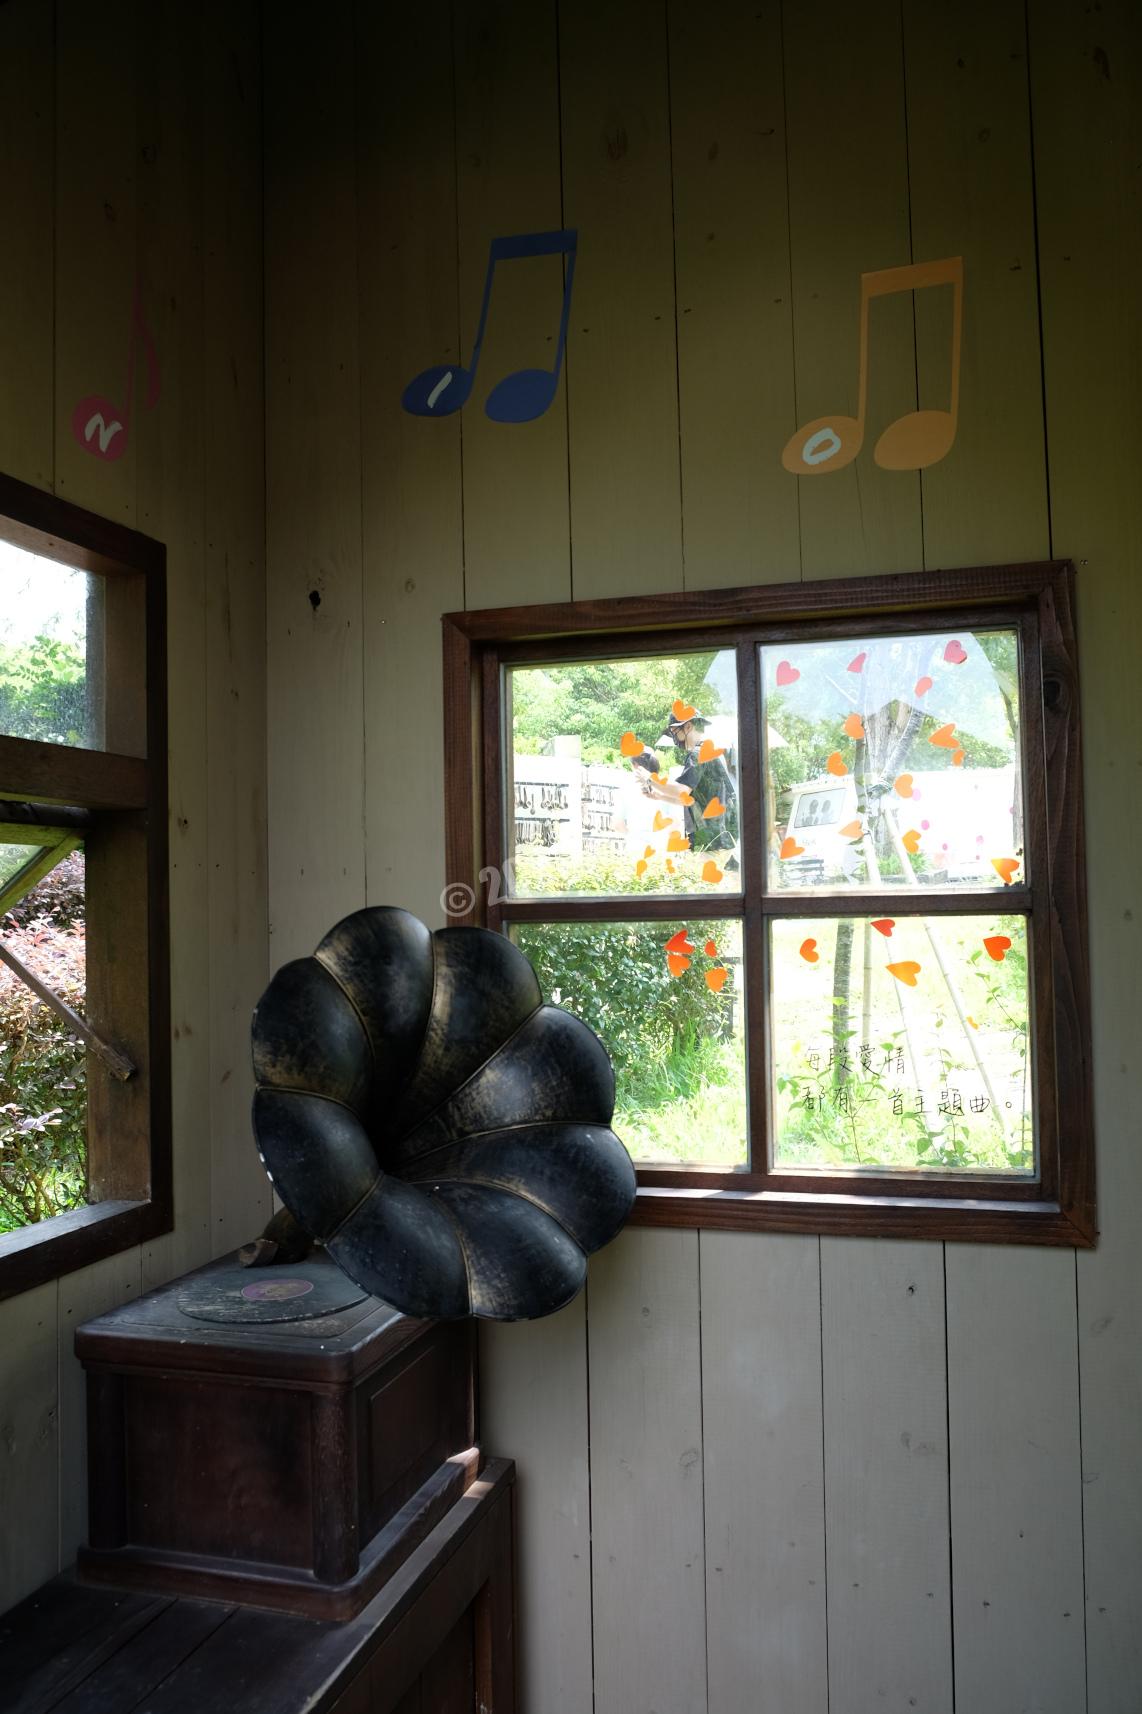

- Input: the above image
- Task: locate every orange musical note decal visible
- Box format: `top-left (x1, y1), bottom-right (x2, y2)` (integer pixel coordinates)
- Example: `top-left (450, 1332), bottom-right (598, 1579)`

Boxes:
top-left (781, 256), bottom-right (964, 475)
top-left (71, 284), bottom-right (160, 463)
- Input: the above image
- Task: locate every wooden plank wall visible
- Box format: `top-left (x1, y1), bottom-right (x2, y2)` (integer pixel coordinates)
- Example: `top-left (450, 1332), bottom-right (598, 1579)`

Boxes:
top-left (0, 0), bottom-right (268, 1612)
top-left (256, 2), bottom-right (1135, 1711)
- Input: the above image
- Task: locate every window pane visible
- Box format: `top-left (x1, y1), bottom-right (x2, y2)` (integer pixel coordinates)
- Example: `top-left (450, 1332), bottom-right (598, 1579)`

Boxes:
top-left (762, 629), bottom-right (1024, 892)
top-left (0, 849), bottom-right (87, 1231)
top-left (769, 914), bottom-right (1032, 1174)
top-left (506, 649), bottom-right (740, 897)
top-left (0, 539), bottom-right (94, 748)
top-left (1, 840), bottom-right (48, 891)
top-left (513, 918), bottom-right (747, 1167)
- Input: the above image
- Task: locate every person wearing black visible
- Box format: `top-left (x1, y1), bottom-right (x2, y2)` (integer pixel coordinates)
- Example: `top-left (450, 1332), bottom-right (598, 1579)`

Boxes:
top-left (633, 710), bottom-right (740, 865)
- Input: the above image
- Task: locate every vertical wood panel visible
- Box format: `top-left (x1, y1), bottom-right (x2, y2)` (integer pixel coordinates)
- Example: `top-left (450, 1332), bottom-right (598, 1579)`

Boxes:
top-left (668, 0), bottom-right (800, 590)
top-left (701, 1231), bottom-right (828, 1714)
top-left (0, 1283), bottom-right (58, 1609)
top-left (946, 1248), bottom-right (1086, 1712)
top-left (265, 0), bottom-right (364, 960)
top-left (559, 0), bottom-right (683, 599)
top-left (356, 0), bottom-right (464, 930)
top-left (588, 1227), bottom-right (707, 1714)
top-left (479, 1302), bottom-right (593, 1714)
top-left (1030, 3), bottom-right (1142, 1707)
top-left (904, 0), bottom-right (1049, 566)
top-left (0, 0), bottom-right (54, 492)
top-left (783, 0), bottom-right (921, 579)
top-left (137, 2), bottom-right (211, 1285)
top-left (454, 0), bottom-right (571, 610)
top-left (202, 0), bottom-right (270, 1255)
top-left (57, 1249), bottom-right (141, 1566)
top-left (821, 1239), bottom-right (952, 1714)
top-left (53, 0), bottom-right (139, 523)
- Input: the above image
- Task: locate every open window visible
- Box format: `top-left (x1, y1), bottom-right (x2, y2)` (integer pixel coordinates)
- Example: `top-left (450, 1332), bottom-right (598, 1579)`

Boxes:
top-left (444, 560), bottom-right (1094, 1245)
top-left (0, 471), bottom-right (170, 1298)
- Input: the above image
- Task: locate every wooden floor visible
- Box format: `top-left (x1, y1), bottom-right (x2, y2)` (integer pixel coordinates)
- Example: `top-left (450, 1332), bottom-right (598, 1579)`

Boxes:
top-left (3, 1462), bottom-right (514, 1714)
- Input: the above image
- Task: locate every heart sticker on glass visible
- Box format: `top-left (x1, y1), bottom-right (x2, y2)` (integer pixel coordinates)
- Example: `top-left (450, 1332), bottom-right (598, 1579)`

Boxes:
top-left (653, 811), bottom-right (673, 831)
top-left (704, 939), bottom-right (718, 957)
top-left (915, 675), bottom-right (933, 696)
top-left (872, 918), bottom-right (895, 936)
top-left (826, 751), bottom-right (849, 777)
top-left (620, 731), bottom-right (644, 757)
top-left (775, 660), bottom-right (799, 686)
top-left (843, 712), bottom-right (865, 740)
top-left (944, 639), bottom-right (968, 664)
top-left (840, 820), bottom-right (863, 839)
top-left (698, 738), bottom-right (725, 763)
top-left (887, 961), bottom-right (921, 987)
top-left (667, 831), bottom-right (690, 853)
top-left (799, 938), bottom-right (819, 963)
top-left (702, 797), bottom-right (725, 819)
top-left (929, 722), bottom-right (958, 749)
top-left (894, 773), bottom-right (913, 797)
top-left (848, 652), bottom-right (867, 673)
top-left (667, 952), bottom-right (691, 978)
top-left (635, 859), bottom-right (647, 877)
top-left (665, 930), bottom-right (695, 955)
top-left (701, 859), bottom-right (724, 884)
top-left (780, 836), bottom-right (804, 859)
top-left (984, 935), bottom-right (1012, 961)
top-left (672, 698), bottom-right (697, 721)
top-left (902, 828), bottom-right (921, 853)
top-left (705, 967), bottom-right (728, 993)
top-left (992, 857), bottom-right (1019, 885)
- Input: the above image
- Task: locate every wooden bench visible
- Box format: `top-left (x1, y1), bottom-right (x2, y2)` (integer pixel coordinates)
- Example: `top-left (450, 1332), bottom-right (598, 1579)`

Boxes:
top-left (3, 1460), bottom-right (515, 1714)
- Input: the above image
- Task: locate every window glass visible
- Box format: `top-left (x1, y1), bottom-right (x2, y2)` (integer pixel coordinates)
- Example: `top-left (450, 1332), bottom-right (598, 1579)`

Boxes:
top-left (1, 840), bottom-right (47, 891)
top-left (769, 913), bottom-right (1031, 1174)
top-left (506, 649), bottom-right (740, 897)
top-left (762, 629), bottom-right (1024, 892)
top-left (0, 850), bottom-right (87, 1233)
top-left (513, 918), bottom-right (747, 1168)
top-left (0, 540), bottom-right (95, 749)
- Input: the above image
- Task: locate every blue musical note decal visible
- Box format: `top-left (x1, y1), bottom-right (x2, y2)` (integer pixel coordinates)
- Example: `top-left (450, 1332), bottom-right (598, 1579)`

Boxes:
top-left (401, 229), bottom-right (578, 424)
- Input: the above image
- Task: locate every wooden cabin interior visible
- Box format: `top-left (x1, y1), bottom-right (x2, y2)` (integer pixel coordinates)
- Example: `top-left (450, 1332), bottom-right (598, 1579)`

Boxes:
top-left (0, 1), bottom-right (1139, 1709)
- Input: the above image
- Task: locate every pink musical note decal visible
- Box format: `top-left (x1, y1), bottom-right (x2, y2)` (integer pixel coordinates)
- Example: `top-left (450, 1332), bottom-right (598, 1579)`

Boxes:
top-left (71, 285), bottom-right (161, 463)
top-left (782, 256), bottom-right (964, 476)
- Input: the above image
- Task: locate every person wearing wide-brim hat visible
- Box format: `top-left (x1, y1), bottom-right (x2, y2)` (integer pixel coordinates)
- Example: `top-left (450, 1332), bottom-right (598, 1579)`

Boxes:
top-left (635, 708), bottom-right (739, 863)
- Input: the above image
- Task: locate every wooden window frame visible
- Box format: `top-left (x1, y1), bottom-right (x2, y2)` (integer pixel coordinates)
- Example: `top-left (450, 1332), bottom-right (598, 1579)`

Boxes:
top-left (0, 471), bottom-right (171, 1299)
top-left (443, 559), bottom-right (1095, 1247)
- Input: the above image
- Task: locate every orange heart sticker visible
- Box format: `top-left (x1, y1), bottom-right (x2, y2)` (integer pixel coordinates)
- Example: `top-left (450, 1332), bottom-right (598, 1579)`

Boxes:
top-left (992, 857), bottom-right (1019, 885)
top-left (984, 935), bottom-right (1012, 961)
top-left (952, 748), bottom-right (964, 767)
top-left (643, 845), bottom-right (655, 858)
top-left (665, 930), bottom-right (695, 955)
top-left (701, 859), bottom-right (724, 884)
top-left (915, 675), bottom-right (933, 696)
top-left (843, 712), bottom-right (865, 740)
top-left (780, 836), bottom-right (804, 859)
top-left (840, 820), bottom-right (863, 839)
top-left (704, 939), bottom-right (718, 957)
top-left (894, 773), bottom-right (913, 797)
top-left (702, 796), bottom-right (726, 820)
top-left (929, 722), bottom-right (958, 749)
top-left (705, 967), bottom-right (728, 993)
top-left (848, 651), bottom-right (867, 674)
top-left (667, 831), bottom-right (691, 853)
top-left (672, 698), bottom-right (697, 721)
top-left (620, 731), bottom-right (644, 757)
top-left (667, 952), bottom-right (691, 978)
top-left (871, 918), bottom-right (894, 936)
top-left (666, 858), bottom-right (676, 874)
top-left (902, 828), bottom-right (921, 853)
top-left (678, 788), bottom-right (695, 806)
top-left (967, 1015), bottom-right (979, 1029)
top-left (635, 859), bottom-right (647, 877)
top-left (653, 772), bottom-right (669, 785)
top-left (799, 938), bottom-right (819, 963)
top-left (887, 961), bottom-right (921, 987)
top-left (826, 751), bottom-right (849, 777)
top-left (698, 738), bottom-right (725, 763)
top-left (653, 811), bottom-right (673, 831)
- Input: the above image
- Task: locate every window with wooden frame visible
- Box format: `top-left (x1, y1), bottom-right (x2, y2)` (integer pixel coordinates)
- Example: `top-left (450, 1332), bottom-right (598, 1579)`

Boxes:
top-left (443, 561), bottom-right (1094, 1246)
top-left (0, 471), bottom-right (170, 1298)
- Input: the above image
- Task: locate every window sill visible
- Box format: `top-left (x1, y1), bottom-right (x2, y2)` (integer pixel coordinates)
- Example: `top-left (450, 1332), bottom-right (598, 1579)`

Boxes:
top-left (0, 1198), bottom-right (172, 1301)
top-left (629, 1184), bottom-right (1096, 1246)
